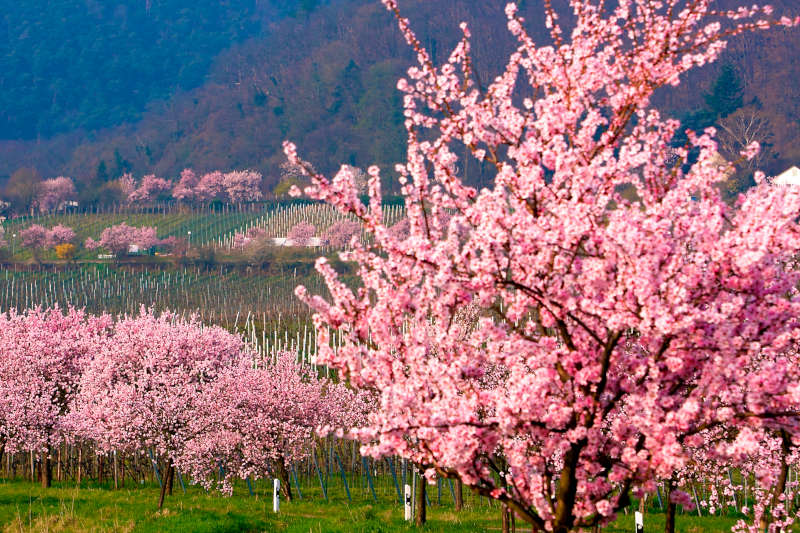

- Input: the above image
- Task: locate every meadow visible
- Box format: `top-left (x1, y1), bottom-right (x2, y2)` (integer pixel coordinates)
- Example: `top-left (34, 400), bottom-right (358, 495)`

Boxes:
top-left (0, 478), bottom-right (744, 533)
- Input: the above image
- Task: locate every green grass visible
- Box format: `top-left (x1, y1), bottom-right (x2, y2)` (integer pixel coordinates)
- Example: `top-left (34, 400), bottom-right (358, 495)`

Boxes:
top-left (0, 479), bottom-right (745, 532)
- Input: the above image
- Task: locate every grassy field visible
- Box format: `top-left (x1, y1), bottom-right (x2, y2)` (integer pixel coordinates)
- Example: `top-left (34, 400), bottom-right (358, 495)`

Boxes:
top-left (0, 479), bottom-right (744, 533)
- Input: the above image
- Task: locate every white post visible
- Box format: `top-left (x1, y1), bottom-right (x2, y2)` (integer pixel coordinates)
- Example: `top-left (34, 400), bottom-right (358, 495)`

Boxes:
top-left (273, 478), bottom-right (280, 513)
top-left (634, 511), bottom-right (644, 533)
top-left (404, 483), bottom-right (412, 521)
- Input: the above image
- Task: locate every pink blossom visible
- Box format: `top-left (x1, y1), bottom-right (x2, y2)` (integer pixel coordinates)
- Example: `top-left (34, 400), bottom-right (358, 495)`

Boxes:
top-left (36, 177), bottom-right (75, 212)
top-left (288, 222), bottom-right (315, 246)
top-left (287, 2), bottom-right (800, 531)
top-left (222, 170), bottom-right (263, 202)
top-left (127, 174), bottom-right (172, 204)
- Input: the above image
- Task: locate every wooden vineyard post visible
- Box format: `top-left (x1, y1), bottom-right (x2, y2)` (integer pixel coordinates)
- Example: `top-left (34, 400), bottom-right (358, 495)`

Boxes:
top-left (273, 478), bottom-right (280, 513)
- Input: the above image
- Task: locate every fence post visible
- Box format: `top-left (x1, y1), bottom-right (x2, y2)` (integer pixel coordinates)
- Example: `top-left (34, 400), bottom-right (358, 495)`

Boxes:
top-left (333, 450), bottom-right (351, 503)
top-left (273, 478), bottom-right (280, 513)
top-left (404, 483), bottom-right (412, 521)
top-left (291, 464), bottom-right (303, 500)
top-left (386, 457), bottom-right (402, 504)
top-left (362, 456), bottom-right (378, 503)
top-left (313, 452), bottom-right (328, 500)
top-left (147, 449), bottom-right (162, 488)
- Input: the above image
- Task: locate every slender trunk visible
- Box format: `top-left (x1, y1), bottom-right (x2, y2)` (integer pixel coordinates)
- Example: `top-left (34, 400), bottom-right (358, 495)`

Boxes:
top-left (77, 447), bottom-right (82, 486)
top-left (158, 463), bottom-right (174, 510)
top-left (761, 430), bottom-right (792, 531)
top-left (454, 478), bottom-right (464, 510)
top-left (41, 447), bottom-right (52, 488)
top-left (166, 462), bottom-right (175, 495)
top-left (0, 440), bottom-right (4, 478)
top-left (97, 455), bottom-right (103, 484)
top-left (665, 480), bottom-right (676, 533)
top-left (415, 469), bottom-right (427, 526)
top-left (278, 457), bottom-right (293, 502)
top-left (113, 452), bottom-right (118, 490)
top-left (502, 504), bottom-right (512, 533)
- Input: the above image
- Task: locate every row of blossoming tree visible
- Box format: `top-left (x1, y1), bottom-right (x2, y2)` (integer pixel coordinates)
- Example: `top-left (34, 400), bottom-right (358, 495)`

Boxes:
top-left (285, 0), bottom-right (800, 532)
top-left (0, 307), bottom-right (366, 509)
top-left (20, 169), bottom-right (264, 214)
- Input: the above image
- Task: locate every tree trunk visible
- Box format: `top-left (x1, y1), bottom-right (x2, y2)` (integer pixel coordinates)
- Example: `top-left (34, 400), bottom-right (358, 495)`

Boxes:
top-left (454, 478), bottom-right (464, 510)
top-left (415, 470), bottom-right (427, 526)
top-left (502, 504), bottom-right (516, 533)
top-left (665, 480), bottom-right (676, 533)
top-left (761, 430), bottom-right (792, 531)
top-left (166, 462), bottom-right (175, 495)
top-left (278, 457), bottom-right (293, 502)
top-left (41, 447), bottom-right (52, 488)
top-left (158, 463), bottom-right (174, 510)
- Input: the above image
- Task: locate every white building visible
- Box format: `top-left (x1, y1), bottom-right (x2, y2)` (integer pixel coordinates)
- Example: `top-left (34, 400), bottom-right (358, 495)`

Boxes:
top-left (772, 166), bottom-right (800, 185)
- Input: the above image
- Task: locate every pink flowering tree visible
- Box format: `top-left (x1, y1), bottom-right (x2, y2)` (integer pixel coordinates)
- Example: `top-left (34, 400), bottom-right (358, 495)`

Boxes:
top-left (196, 171), bottom-right (226, 202)
top-left (85, 223), bottom-right (160, 257)
top-left (288, 222), bottom-right (315, 246)
top-left (322, 219), bottom-right (361, 248)
top-left (179, 352), bottom-right (335, 499)
top-left (288, 2), bottom-right (800, 532)
top-left (172, 169), bottom-right (201, 203)
top-left (222, 170), bottom-right (263, 203)
top-left (232, 226), bottom-right (267, 250)
top-left (70, 309), bottom-right (246, 508)
top-left (20, 224), bottom-right (50, 262)
top-left (48, 224), bottom-right (76, 247)
top-left (127, 174), bottom-right (173, 204)
top-left (36, 177), bottom-right (76, 212)
top-left (0, 307), bottom-right (111, 488)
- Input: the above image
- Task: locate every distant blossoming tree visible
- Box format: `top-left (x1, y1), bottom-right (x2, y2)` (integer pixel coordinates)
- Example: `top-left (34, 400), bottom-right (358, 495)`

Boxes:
top-left (36, 177), bottom-right (76, 212)
top-left (222, 170), bottom-right (263, 202)
top-left (288, 222), bottom-right (315, 246)
top-left (20, 224), bottom-right (75, 261)
top-left (232, 226), bottom-right (267, 250)
top-left (127, 174), bottom-right (172, 204)
top-left (172, 169), bottom-right (201, 203)
top-left (288, 2), bottom-right (800, 532)
top-left (322, 219), bottom-right (361, 248)
top-left (85, 223), bottom-right (161, 256)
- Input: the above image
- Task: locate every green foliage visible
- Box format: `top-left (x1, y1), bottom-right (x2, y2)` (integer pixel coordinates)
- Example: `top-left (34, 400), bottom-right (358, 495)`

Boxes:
top-left (704, 64), bottom-right (744, 119)
top-left (0, 0), bottom-right (313, 139)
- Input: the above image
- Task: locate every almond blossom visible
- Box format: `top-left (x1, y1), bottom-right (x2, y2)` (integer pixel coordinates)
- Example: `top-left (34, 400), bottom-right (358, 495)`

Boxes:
top-left (288, 1), bottom-right (800, 531)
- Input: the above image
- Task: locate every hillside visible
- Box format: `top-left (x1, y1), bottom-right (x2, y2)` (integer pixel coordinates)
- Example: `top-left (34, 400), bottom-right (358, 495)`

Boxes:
top-left (1, 0), bottom-right (799, 197)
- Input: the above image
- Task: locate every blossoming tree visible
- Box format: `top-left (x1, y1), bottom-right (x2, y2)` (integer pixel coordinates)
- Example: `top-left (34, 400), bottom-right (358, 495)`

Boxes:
top-left (178, 351), bottom-right (351, 500)
top-left (85, 223), bottom-right (161, 257)
top-left (35, 177), bottom-right (76, 212)
top-left (71, 309), bottom-right (246, 508)
top-left (288, 1), bottom-right (800, 531)
top-left (0, 307), bottom-right (111, 487)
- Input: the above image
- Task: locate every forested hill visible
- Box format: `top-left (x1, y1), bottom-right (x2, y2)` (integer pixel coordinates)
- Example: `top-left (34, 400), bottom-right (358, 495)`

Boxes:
top-left (1, 0), bottom-right (799, 198)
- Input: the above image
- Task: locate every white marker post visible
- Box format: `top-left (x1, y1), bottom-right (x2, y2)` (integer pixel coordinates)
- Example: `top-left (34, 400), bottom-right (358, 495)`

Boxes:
top-left (634, 511), bottom-right (644, 533)
top-left (404, 483), bottom-right (412, 521)
top-left (273, 478), bottom-right (280, 513)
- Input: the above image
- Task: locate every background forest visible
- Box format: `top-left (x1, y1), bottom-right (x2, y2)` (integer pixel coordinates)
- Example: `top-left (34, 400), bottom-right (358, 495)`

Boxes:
top-left (0, 0), bottom-right (798, 202)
